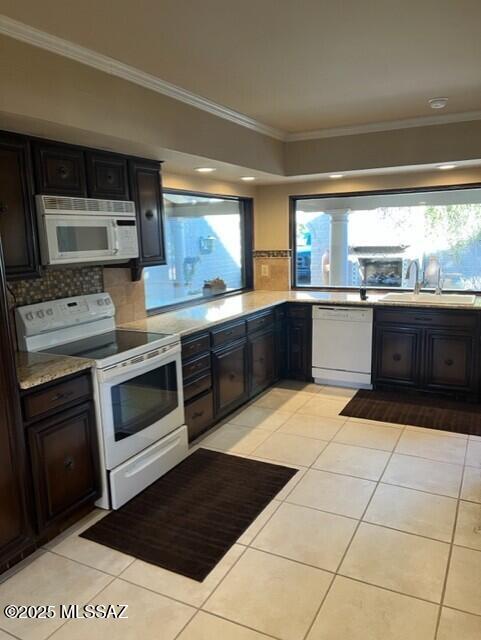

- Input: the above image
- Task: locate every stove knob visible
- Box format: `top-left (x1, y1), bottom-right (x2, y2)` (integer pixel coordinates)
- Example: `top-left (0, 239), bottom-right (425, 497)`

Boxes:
top-left (104, 298), bottom-right (111, 305)
top-left (46, 308), bottom-right (54, 316)
top-left (25, 312), bottom-right (33, 321)
top-left (97, 299), bottom-right (104, 306)
top-left (36, 310), bottom-right (44, 318)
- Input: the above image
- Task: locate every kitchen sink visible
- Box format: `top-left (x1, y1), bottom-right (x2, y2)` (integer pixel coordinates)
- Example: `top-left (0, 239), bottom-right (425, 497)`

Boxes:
top-left (380, 292), bottom-right (477, 306)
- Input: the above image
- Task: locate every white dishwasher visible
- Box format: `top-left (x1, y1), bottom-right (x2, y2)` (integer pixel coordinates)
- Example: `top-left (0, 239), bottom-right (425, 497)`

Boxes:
top-left (312, 306), bottom-right (373, 388)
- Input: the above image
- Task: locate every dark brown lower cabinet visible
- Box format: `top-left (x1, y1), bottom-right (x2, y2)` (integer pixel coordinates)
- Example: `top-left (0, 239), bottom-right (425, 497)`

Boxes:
top-left (374, 325), bottom-right (421, 387)
top-left (424, 330), bottom-right (476, 393)
top-left (28, 402), bottom-right (100, 533)
top-left (0, 242), bottom-right (34, 573)
top-left (212, 339), bottom-right (249, 416)
top-left (373, 308), bottom-right (480, 398)
top-left (286, 305), bottom-right (312, 381)
top-left (184, 390), bottom-right (214, 441)
top-left (249, 327), bottom-right (276, 396)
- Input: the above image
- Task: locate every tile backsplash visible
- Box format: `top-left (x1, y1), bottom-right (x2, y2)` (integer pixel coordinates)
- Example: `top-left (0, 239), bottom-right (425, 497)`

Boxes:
top-left (8, 267), bottom-right (104, 307)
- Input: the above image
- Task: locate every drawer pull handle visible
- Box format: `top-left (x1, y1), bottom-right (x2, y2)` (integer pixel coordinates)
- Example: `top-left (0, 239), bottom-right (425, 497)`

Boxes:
top-left (192, 410), bottom-right (204, 419)
top-left (225, 330), bottom-right (233, 336)
top-left (393, 353), bottom-right (402, 362)
top-left (64, 456), bottom-right (75, 471)
top-left (417, 317), bottom-right (433, 322)
top-left (52, 390), bottom-right (74, 402)
top-left (445, 358), bottom-right (454, 366)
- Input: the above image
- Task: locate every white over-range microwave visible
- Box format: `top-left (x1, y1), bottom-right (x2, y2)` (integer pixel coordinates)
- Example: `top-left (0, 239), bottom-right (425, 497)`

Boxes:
top-left (36, 195), bottom-right (139, 265)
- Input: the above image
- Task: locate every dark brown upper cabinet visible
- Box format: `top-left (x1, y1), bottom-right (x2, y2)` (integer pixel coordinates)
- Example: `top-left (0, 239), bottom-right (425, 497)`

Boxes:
top-left (86, 151), bottom-right (130, 200)
top-left (33, 141), bottom-right (87, 197)
top-left (129, 159), bottom-right (166, 279)
top-left (0, 133), bottom-right (40, 279)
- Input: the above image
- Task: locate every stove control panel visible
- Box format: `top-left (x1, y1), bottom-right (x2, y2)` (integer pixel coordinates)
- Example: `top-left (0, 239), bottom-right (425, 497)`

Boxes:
top-left (16, 293), bottom-right (116, 347)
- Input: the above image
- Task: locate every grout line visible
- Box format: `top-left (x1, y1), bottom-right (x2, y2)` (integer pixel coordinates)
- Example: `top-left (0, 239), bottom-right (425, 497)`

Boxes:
top-left (433, 435), bottom-right (469, 640)
top-left (300, 420), bottom-right (407, 640)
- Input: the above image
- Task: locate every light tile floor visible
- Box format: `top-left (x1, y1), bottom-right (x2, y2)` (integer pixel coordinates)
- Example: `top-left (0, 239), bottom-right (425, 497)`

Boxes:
top-left (1, 381), bottom-right (481, 640)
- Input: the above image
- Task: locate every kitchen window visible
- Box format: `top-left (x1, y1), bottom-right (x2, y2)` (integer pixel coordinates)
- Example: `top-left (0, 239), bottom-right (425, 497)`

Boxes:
top-left (292, 186), bottom-right (481, 292)
top-left (144, 190), bottom-right (253, 311)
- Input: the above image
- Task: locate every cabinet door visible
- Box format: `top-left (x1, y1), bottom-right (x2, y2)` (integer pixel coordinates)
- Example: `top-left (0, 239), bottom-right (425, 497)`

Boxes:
top-left (0, 133), bottom-right (40, 279)
top-left (129, 160), bottom-right (166, 275)
top-left (185, 390), bottom-right (214, 442)
top-left (28, 402), bottom-right (99, 532)
top-left (249, 328), bottom-right (276, 396)
top-left (0, 241), bottom-right (33, 571)
top-left (212, 339), bottom-right (248, 416)
top-left (374, 325), bottom-right (421, 387)
top-left (86, 151), bottom-right (129, 200)
top-left (286, 317), bottom-right (312, 381)
top-left (33, 141), bottom-right (87, 197)
top-left (424, 330), bottom-right (476, 393)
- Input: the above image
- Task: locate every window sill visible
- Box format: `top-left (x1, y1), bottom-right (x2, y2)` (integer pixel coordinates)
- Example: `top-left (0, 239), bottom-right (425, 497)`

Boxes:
top-left (146, 287), bottom-right (253, 316)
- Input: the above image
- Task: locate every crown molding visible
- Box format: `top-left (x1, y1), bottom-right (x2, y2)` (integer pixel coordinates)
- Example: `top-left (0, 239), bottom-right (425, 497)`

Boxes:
top-left (2, 14), bottom-right (481, 146)
top-left (285, 110), bottom-right (481, 141)
top-left (0, 15), bottom-right (285, 140)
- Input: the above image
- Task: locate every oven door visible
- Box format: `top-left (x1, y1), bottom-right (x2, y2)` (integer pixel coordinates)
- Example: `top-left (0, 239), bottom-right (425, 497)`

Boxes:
top-left (43, 214), bottom-right (118, 264)
top-left (97, 346), bottom-right (185, 470)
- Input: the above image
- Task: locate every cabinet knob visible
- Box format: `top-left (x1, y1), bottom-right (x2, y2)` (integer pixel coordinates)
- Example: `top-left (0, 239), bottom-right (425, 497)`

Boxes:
top-left (392, 353), bottom-right (402, 362)
top-left (229, 373), bottom-right (236, 380)
top-left (192, 410), bottom-right (205, 419)
top-left (64, 456), bottom-right (75, 471)
top-left (0, 201), bottom-right (8, 214)
top-left (58, 165), bottom-right (69, 179)
top-left (145, 210), bottom-right (154, 220)
top-left (445, 358), bottom-right (454, 366)
top-left (106, 172), bottom-right (114, 184)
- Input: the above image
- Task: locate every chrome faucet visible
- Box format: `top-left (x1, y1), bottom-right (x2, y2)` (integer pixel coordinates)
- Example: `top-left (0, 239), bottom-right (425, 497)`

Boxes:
top-left (434, 265), bottom-right (444, 295)
top-left (406, 260), bottom-right (422, 294)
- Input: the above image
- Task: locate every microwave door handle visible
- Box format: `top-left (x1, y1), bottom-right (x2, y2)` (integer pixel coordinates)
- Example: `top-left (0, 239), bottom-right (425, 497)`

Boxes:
top-left (110, 221), bottom-right (120, 255)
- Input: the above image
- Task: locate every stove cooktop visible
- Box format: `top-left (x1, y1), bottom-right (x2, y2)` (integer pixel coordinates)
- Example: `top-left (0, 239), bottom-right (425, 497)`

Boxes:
top-left (45, 330), bottom-right (171, 361)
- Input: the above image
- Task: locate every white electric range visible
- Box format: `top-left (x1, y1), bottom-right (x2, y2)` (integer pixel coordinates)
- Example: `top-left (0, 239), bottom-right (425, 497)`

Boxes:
top-left (16, 293), bottom-right (188, 509)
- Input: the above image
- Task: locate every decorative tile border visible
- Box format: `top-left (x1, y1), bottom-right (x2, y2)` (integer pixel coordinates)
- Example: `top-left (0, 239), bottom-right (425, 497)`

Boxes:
top-left (9, 267), bottom-right (104, 307)
top-left (252, 250), bottom-right (292, 258)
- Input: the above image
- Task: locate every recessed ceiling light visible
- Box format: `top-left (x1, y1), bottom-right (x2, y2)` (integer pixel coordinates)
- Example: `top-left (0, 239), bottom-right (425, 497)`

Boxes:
top-left (195, 167), bottom-right (216, 173)
top-left (329, 174), bottom-right (344, 179)
top-left (429, 97), bottom-right (448, 110)
top-left (241, 176), bottom-right (256, 181)
top-left (438, 164), bottom-right (457, 170)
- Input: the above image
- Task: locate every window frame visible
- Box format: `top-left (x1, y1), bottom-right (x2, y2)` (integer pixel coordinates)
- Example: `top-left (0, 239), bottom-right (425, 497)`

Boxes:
top-left (146, 188), bottom-right (253, 315)
top-left (290, 182), bottom-right (481, 294)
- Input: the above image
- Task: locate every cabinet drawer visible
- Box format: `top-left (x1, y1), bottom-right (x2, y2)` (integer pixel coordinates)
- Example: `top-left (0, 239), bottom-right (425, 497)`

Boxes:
top-left (182, 333), bottom-right (210, 361)
top-left (247, 310), bottom-right (274, 334)
top-left (287, 304), bottom-right (311, 319)
top-left (182, 353), bottom-right (211, 380)
top-left (184, 371), bottom-right (212, 402)
top-left (376, 308), bottom-right (477, 329)
top-left (211, 320), bottom-right (246, 347)
top-left (28, 402), bottom-right (99, 530)
top-left (185, 391), bottom-right (214, 441)
top-left (23, 374), bottom-right (91, 422)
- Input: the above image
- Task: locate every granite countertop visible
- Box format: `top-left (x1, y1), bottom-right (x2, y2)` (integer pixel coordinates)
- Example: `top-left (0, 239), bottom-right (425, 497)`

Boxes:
top-left (16, 350), bottom-right (94, 391)
top-left (121, 290), bottom-right (481, 338)
top-left (17, 289), bottom-right (481, 389)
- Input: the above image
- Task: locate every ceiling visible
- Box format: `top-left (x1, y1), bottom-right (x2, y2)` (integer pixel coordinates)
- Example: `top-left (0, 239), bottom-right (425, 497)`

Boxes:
top-left (1, 0), bottom-right (481, 134)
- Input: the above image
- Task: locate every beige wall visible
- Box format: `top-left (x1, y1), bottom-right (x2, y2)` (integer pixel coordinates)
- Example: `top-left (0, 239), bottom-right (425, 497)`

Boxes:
top-left (163, 172), bottom-right (255, 198)
top-left (0, 35), bottom-right (284, 175)
top-left (254, 167), bottom-right (481, 250)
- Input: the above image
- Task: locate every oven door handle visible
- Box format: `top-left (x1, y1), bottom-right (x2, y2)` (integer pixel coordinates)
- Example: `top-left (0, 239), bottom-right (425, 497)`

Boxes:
top-left (97, 344), bottom-right (181, 384)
